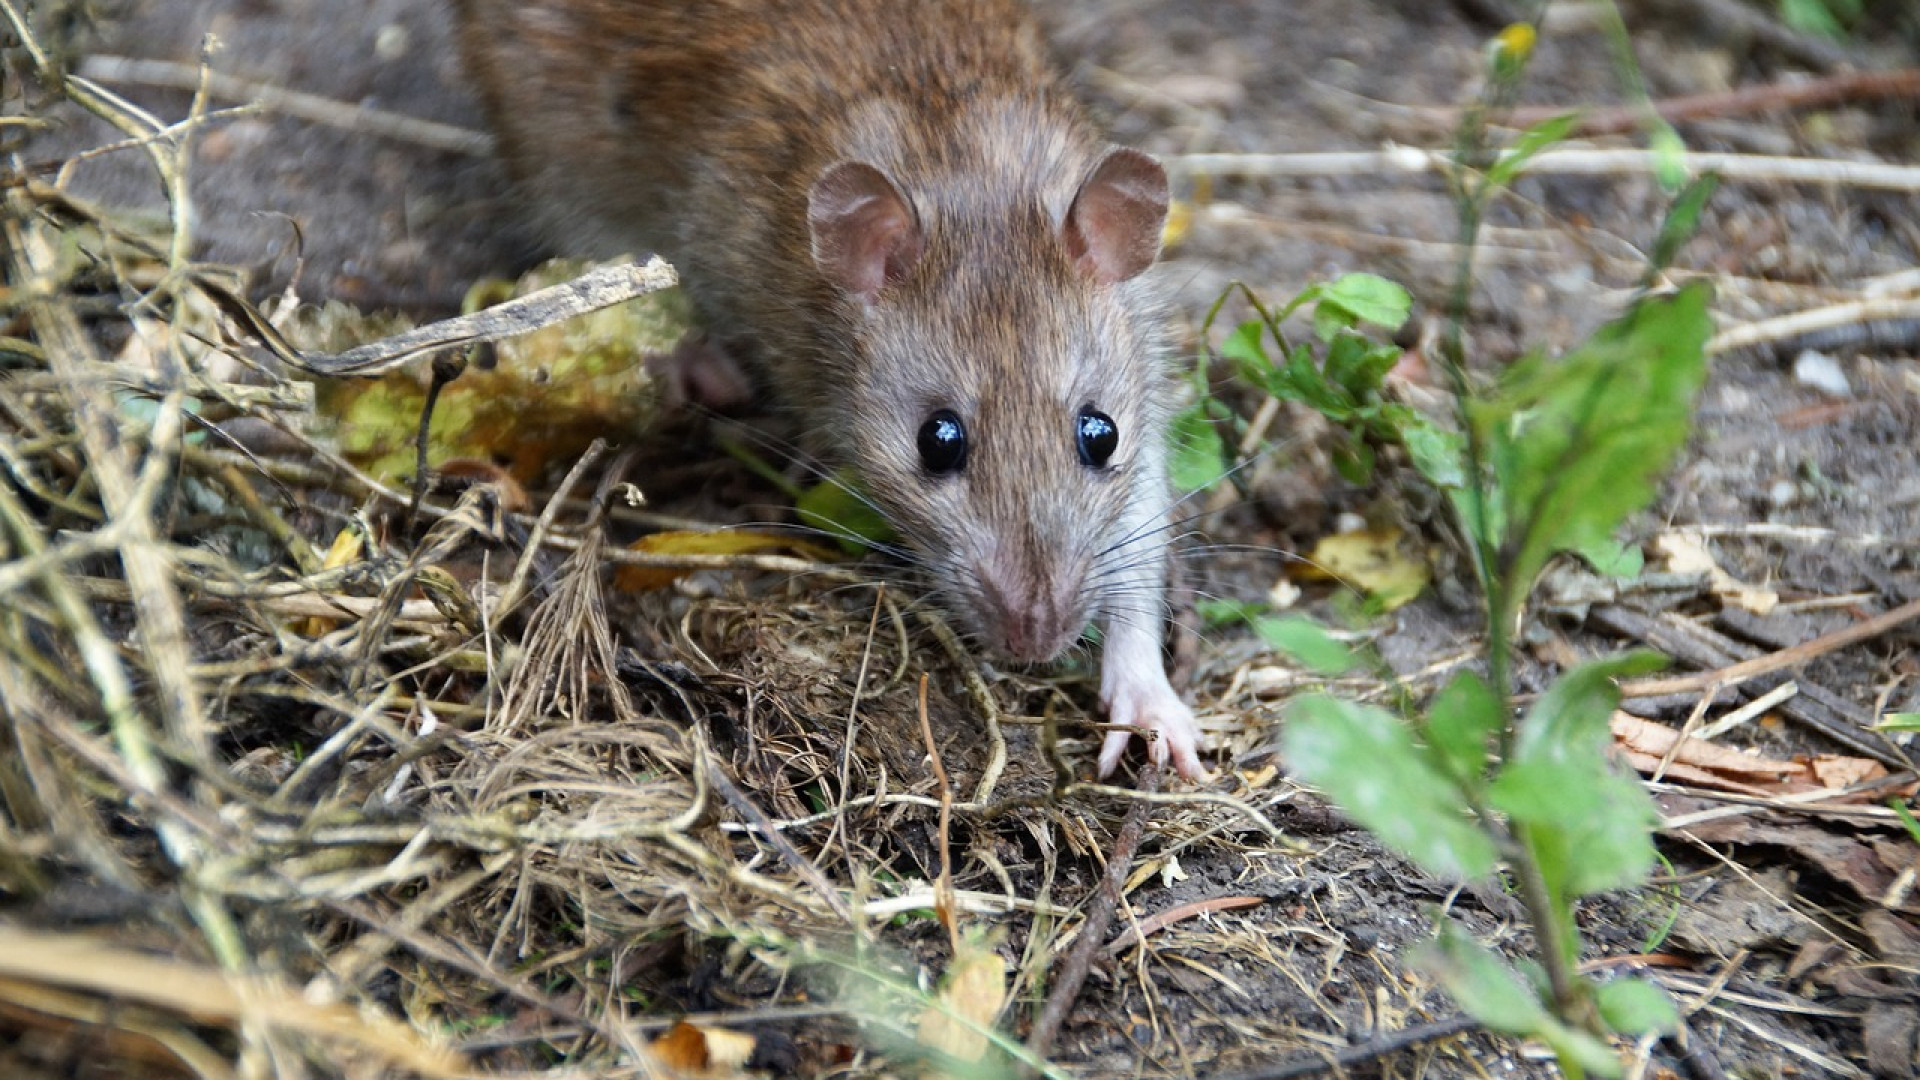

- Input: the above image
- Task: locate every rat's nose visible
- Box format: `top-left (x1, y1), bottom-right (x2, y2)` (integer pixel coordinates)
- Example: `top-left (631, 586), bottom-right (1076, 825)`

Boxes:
top-left (976, 565), bottom-right (1082, 664)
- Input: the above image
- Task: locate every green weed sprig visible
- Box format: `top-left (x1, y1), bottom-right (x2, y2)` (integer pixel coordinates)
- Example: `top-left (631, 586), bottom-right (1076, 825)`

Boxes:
top-left (1184, 21), bottom-right (1718, 1077)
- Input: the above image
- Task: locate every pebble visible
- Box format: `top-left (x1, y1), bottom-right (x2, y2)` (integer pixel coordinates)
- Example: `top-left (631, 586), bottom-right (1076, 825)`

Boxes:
top-left (1792, 349), bottom-right (1851, 397)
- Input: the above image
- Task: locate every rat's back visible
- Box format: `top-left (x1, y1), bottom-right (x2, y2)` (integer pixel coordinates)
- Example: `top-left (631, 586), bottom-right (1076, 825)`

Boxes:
top-left (455, 0), bottom-right (1071, 261)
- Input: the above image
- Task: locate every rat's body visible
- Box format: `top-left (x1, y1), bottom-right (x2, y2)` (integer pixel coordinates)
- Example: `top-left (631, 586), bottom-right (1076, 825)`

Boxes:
top-left (456, 0), bottom-right (1204, 779)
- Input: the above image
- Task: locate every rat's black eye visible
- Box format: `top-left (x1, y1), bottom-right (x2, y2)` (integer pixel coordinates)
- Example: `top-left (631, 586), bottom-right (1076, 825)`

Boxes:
top-left (1076, 408), bottom-right (1118, 468)
top-left (917, 409), bottom-right (968, 474)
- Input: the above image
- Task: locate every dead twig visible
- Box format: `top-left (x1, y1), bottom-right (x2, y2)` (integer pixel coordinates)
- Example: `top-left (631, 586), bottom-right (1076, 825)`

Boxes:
top-left (77, 54), bottom-right (490, 154)
top-left (706, 764), bottom-right (858, 927)
top-left (1597, 605), bottom-right (1906, 768)
top-left (1707, 296), bottom-right (1920, 357)
top-left (276, 259), bottom-right (679, 377)
top-left (1102, 895), bottom-right (1264, 955)
top-left (1616, 596), bottom-right (1920, 768)
top-left (1170, 147), bottom-right (1920, 193)
top-left (919, 610), bottom-right (1009, 803)
top-left (1027, 763), bottom-right (1159, 1062)
top-left (1486, 69), bottom-right (1920, 138)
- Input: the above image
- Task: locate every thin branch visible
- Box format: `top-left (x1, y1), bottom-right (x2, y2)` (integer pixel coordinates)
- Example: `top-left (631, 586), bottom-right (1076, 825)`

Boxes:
top-left (1169, 147), bottom-right (1920, 193)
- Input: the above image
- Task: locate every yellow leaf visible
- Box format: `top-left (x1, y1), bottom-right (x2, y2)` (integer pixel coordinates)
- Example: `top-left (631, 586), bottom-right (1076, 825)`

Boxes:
top-left (300, 526), bottom-right (367, 636)
top-left (319, 526), bottom-right (365, 570)
top-left (1301, 526), bottom-right (1429, 610)
top-left (651, 1020), bottom-right (709, 1071)
top-left (615, 529), bottom-right (832, 591)
top-left (917, 940), bottom-right (1007, 1067)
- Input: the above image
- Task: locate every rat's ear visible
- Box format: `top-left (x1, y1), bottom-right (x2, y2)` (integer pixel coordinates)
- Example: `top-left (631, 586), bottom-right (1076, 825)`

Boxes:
top-left (1063, 147), bottom-right (1169, 283)
top-left (809, 161), bottom-right (925, 301)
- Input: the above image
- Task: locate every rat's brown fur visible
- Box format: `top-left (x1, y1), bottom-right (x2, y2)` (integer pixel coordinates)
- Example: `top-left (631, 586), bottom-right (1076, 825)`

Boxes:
top-left (456, 0), bottom-right (1206, 779)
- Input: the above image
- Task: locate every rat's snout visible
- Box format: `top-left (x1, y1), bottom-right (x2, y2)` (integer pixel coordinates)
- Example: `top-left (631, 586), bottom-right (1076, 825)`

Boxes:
top-left (973, 554), bottom-right (1086, 665)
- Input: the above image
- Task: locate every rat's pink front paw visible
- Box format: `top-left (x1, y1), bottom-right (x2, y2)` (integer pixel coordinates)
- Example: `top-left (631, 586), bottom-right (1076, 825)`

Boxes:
top-left (1098, 670), bottom-right (1208, 781)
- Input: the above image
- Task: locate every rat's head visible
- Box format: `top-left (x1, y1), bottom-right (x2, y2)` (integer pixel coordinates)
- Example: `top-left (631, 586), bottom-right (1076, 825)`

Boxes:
top-left (806, 147), bottom-right (1173, 664)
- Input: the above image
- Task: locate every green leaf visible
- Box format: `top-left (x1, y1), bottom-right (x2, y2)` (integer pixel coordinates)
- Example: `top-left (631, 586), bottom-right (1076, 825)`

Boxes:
top-left (1512, 651), bottom-right (1664, 766)
top-left (1480, 281), bottom-right (1714, 594)
top-left (1389, 408), bottom-right (1467, 489)
top-left (1779, 0), bottom-right (1850, 39)
top-left (1487, 112), bottom-right (1579, 190)
top-left (1493, 652), bottom-right (1666, 898)
top-left (1425, 672), bottom-right (1501, 784)
top-left (1312, 298), bottom-right (1358, 344)
top-left (1595, 977), bottom-right (1680, 1037)
top-left (1331, 436), bottom-right (1376, 486)
top-left (1649, 124), bottom-right (1690, 192)
top-left (1872, 712), bottom-right (1920, 732)
top-left (1577, 536), bottom-right (1644, 579)
top-left (1194, 598), bottom-right (1267, 627)
top-left (1220, 318), bottom-right (1293, 400)
top-left (1252, 616), bottom-right (1357, 675)
top-left (1420, 936), bottom-right (1628, 1076)
top-left (1322, 333), bottom-right (1372, 393)
top-left (1324, 335), bottom-right (1403, 402)
top-left (1279, 345), bottom-right (1350, 414)
top-left (1891, 798), bottom-right (1920, 844)
top-left (796, 470), bottom-right (895, 553)
top-left (1490, 764), bottom-right (1659, 897)
top-left (1646, 173), bottom-right (1719, 280)
top-left (1416, 926), bottom-right (1548, 1034)
top-left (1168, 404), bottom-right (1228, 492)
top-left (1543, 1023), bottom-right (1628, 1079)
top-left (1219, 319), bottom-right (1271, 370)
top-left (1283, 696), bottom-right (1498, 880)
top-left (1320, 273), bottom-right (1414, 331)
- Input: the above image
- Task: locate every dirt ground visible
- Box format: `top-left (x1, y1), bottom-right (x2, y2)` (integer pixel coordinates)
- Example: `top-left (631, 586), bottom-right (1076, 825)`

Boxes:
top-left (5, 0), bottom-right (1920, 1077)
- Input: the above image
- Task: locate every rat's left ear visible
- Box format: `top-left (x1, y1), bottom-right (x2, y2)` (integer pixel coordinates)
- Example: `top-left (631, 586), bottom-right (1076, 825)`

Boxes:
top-left (1062, 147), bottom-right (1169, 284)
top-left (809, 160), bottom-right (925, 302)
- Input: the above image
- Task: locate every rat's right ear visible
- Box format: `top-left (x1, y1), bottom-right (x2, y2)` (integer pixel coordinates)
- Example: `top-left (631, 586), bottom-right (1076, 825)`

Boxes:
top-left (809, 161), bottom-right (925, 301)
top-left (1063, 147), bottom-right (1169, 284)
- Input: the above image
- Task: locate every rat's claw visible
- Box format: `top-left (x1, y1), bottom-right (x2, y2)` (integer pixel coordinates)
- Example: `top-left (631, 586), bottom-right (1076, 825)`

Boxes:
top-left (1098, 671), bottom-right (1209, 782)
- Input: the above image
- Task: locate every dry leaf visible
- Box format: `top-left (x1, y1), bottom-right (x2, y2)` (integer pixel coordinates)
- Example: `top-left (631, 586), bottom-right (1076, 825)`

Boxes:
top-left (1807, 754), bottom-right (1886, 789)
top-left (1652, 531), bottom-right (1778, 615)
top-left (650, 1019), bottom-right (757, 1075)
top-left (651, 1020), bottom-right (709, 1071)
top-left (917, 939), bottom-right (1007, 1067)
top-left (1614, 712), bottom-right (1803, 780)
top-left (1614, 712), bottom-right (1890, 797)
top-left (1297, 526), bottom-right (1428, 610)
top-left (298, 525), bottom-right (367, 636)
top-left (614, 529), bottom-right (830, 590)
top-left (435, 457), bottom-right (531, 513)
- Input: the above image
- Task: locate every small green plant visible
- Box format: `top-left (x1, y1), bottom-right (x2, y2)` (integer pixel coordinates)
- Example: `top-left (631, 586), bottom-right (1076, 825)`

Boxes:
top-left (1178, 271), bottom-right (1453, 493)
top-left (1185, 20), bottom-right (1717, 1078)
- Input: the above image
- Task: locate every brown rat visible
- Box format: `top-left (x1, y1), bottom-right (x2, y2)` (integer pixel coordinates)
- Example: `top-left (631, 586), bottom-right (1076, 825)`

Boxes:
top-left (454, 0), bottom-right (1205, 779)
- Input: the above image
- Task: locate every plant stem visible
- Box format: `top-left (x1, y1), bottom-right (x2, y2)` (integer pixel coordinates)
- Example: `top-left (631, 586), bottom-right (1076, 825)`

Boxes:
top-left (1439, 34), bottom-right (1591, 1035)
top-left (1510, 823), bottom-right (1585, 1020)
